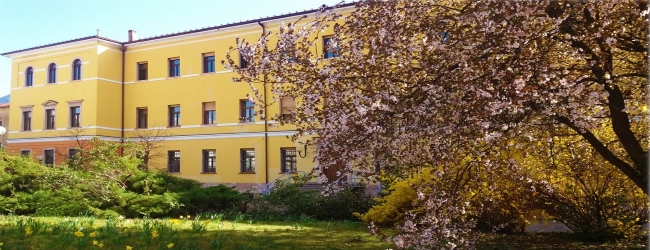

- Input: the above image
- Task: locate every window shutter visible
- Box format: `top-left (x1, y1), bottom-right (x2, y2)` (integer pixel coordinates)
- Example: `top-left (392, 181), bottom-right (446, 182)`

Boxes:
top-left (280, 96), bottom-right (295, 114)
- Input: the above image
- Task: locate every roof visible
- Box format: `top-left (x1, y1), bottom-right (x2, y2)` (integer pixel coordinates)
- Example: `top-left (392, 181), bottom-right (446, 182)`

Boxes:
top-left (0, 104), bottom-right (9, 108)
top-left (1, 3), bottom-right (355, 56)
top-left (1, 35), bottom-right (122, 57)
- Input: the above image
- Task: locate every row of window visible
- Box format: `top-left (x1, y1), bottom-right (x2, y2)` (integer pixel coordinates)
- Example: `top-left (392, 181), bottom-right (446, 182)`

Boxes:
top-left (167, 148), bottom-right (297, 174)
top-left (24, 59), bottom-right (82, 86)
top-left (19, 147), bottom-right (298, 174)
top-left (22, 106), bottom-right (81, 131)
top-left (22, 37), bottom-right (339, 86)
top-left (136, 98), bottom-right (294, 129)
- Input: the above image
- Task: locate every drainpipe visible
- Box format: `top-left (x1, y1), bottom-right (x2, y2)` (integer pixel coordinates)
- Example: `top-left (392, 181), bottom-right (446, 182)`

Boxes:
top-left (258, 21), bottom-right (269, 184)
top-left (120, 43), bottom-right (126, 155)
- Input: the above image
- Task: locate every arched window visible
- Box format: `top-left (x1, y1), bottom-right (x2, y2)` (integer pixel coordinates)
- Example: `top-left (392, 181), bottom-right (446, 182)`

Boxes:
top-left (48, 63), bottom-right (57, 84)
top-left (72, 59), bottom-right (82, 80)
top-left (25, 67), bottom-right (33, 87)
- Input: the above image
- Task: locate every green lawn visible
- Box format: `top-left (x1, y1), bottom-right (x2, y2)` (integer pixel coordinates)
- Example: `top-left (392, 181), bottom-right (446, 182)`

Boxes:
top-left (0, 215), bottom-right (645, 250)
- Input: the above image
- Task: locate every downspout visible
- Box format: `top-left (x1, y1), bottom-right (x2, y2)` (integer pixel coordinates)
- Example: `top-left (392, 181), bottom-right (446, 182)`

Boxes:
top-left (120, 43), bottom-right (126, 155)
top-left (258, 21), bottom-right (269, 184)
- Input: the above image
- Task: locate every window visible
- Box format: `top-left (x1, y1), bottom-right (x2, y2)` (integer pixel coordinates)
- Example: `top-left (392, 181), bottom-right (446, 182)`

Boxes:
top-left (45, 108), bottom-right (56, 130)
top-left (281, 148), bottom-right (297, 173)
top-left (68, 148), bottom-right (79, 159)
top-left (70, 106), bottom-right (81, 128)
top-left (169, 58), bottom-right (180, 77)
top-left (25, 67), bottom-right (33, 86)
top-left (137, 107), bottom-right (148, 128)
top-left (20, 150), bottom-right (31, 156)
top-left (137, 62), bottom-right (148, 80)
top-left (323, 36), bottom-right (339, 59)
top-left (203, 53), bottom-right (215, 73)
top-left (203, 102), bottom-right (216, 125)
top-left (239, 100), bottom-right (254, 122)
top-left (72, 59), bottom-right (82, 80)
top-left (44, 149), bottom-right (55, 166)
top-left (22, 110), bottom-right (31, 131)
top-left (239, 54), bottom-right (248, 69)
top-left (168, 105), bottom-right (181, 127)
top-left (280, 96), bottom-right (296, 120)
top-left (240, 149), bottom-right (255, 173)
top-left (167, 151), bottom-right (180, 173)
top-left (48, 63), bottom-right (57, 83)
top-left (202, 150), bottom-right (216, 173)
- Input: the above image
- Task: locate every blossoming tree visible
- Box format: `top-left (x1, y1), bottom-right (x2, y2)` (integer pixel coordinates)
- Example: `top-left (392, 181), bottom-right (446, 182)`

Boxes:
top-left (224, 0), bottom-right (648, 248)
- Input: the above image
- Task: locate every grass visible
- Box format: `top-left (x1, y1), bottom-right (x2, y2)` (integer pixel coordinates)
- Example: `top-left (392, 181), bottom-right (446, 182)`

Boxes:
top-left (0, 215), bottom-right (645, 250)
top-left (0, 215), bottom-right (393, 250)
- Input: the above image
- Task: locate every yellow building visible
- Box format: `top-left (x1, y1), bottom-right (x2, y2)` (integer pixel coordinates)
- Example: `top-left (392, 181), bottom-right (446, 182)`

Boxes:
top-left (1, 4), bottom-right (354, 190)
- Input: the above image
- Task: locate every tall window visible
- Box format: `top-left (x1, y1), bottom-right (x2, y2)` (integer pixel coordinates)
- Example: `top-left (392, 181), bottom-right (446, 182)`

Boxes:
top-left (203, 102), bottom-right (216, 125)
top-left (240, 149), bottom-right (255, 173)
top-left (202, 150), bottom-right (216, 173)
top-left (70, 106), bottom-right (81, 128)
top-left (280, 96), bottom-right (296, 120)
top-left (239, 54), bottom-right (248, 69)
top-left (138, 62), bottom-right (148, 80)
top-left (137, 108), bottom-right (148, 128)
top-left (323, 36), bottom-right (339, 59)
top-left (239, 100), bottom-right (254, 122)
top-left (203, 53), bottom-right (215, 73)
top-left (25, 67), bottom-right (33, 87)
top-left (44, 149), bottom-right (55, 166)
top-left (169, 105), bottom-right (181, 127)
top-left (22, 111), bottom-right (31, 131)
top-left (72, 59), bottom-right (82, 80)
top-left (48, 63), bottom-right (57, 83)
top-left (169, 58), bottom-right (180, 77)
top-left (167, 151), bottom-right (181, 173)
top-left (281, 148), bottom-right (297, 173)
top-left (45, 108), bottom-right (56, 130)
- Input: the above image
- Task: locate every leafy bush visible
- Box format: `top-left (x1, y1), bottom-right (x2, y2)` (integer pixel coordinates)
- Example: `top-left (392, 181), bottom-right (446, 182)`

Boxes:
top-left (179, 185), bottom-right (244, 214)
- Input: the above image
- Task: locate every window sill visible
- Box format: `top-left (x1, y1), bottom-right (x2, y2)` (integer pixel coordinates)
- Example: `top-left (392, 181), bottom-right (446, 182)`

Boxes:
top-left (135, 127), bottom-right (148, 130)
top-left (168, 172), bottom-right (181, 175)
top-left (167, 126), bottom-right (181, 128)
top-left (201, 72), bottom-right (216, 75)
top-left (44, 128), bottom-right (56, 131)
top-left (136, 79), bottom-right (148, 82)
top-left (239, 172), bottom-right (256, 174)
top-left (201, 123), bottom-right (217, 126)
top-left (201, 172), bottom-right (217, 174)
top-left (167, 76), bottom-right (181, 79)
top-left (279, 171), bottom-right (299, 174)
top-left (20, 130), bottom-right (31, 132)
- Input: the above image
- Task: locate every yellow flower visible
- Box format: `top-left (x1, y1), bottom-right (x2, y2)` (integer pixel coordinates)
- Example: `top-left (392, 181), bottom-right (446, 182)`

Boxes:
top-left (49, 222), bottom-right (55, 226)
top-left (93, 240), bottom-right (98, 246)
top-left (0, 242), bottom-right (4, 246)
top-left (74, 231), bottom-right (84, 237)
top-left (186, 215), bottom-right (191, 219)
top-left (167, 243), bottom-right (174, 249)
top-left (151, 230), bottom-right (159, 239)
top-left (98, 242), bottom-right (104, 248)
top-left (126, 246), bottom-right (133, 250)
top-left (89, 231), bottom-right (97, 237)
top-left (92, 225), bottom-right (99, 229)
top-left (25, 227), bottom-right (33, 236)
top-left (179, 215), bottom-right (183, 219)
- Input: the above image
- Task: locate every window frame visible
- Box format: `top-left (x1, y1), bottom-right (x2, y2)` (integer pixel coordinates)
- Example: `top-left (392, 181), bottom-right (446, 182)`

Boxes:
top-left (136, 107), bottom-right (148, 129)
top-left (203, 53), bottom-right (215, 73)
top-left (45, 108), bottom-right (56, 130)
top-left (69, 106), bottom-right (81, 128)
top-left (239, 53), bottom-right (248, 69)
top-left (20, 149), bottom-right (31, 157)
top-left (202, 149), bottom-right (216, 173)
top-left (281, 148), bottom-right (297, 173)
top-left (240, 149), bottom-right (255, 173)
top-left (47, 63), bottom-right (57, 84)
top-left (280, 96), bottom-right (296, 120)
top-left (137, 62), bottom-right (148, 81)
top-left (239, 100), bottom-right (254, 123)
top-left (72, 59), bottom-right (82, 81)
top-left (21, 109), bottom-right (32, 131)
top-left (323, 36), bottom-right (339, 59)
top-left (202, 102), bottom-right (216, 125)
top-left (68, 148), bottom-right (79, 159)
top-left (167, 150), bottom-right (181, 173)
top-left (168, 105), bottom-right (181, 127)
top-left (25, 67), bottom-right (33, 87)
top-left (168, 58), bottom-right (180, 77)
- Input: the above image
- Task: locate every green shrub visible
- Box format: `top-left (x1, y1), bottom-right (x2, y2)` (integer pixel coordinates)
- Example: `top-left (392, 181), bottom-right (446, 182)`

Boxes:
top-left (114, 192), bottom-right (182, 218)
top-left (180, 185), bottom-right (244, 214)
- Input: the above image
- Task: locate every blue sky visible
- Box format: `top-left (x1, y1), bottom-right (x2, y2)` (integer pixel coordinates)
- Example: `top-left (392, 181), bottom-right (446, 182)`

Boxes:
top-left (0, 0), bottom-right (345, 98)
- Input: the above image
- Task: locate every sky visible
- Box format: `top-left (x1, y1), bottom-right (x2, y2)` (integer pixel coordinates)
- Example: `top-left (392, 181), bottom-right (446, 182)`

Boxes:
top-left (0, 0), bottom-right (345, 98)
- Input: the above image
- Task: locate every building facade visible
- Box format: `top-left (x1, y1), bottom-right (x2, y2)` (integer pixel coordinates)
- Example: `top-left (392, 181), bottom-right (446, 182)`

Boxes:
top-left (1, 5), bottom-right (352, 189)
